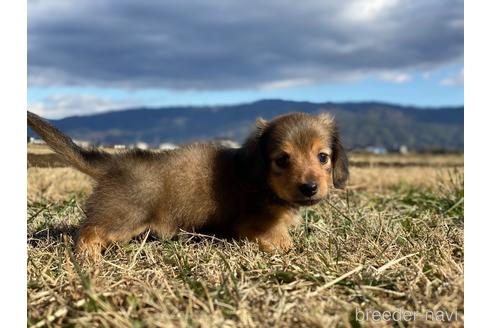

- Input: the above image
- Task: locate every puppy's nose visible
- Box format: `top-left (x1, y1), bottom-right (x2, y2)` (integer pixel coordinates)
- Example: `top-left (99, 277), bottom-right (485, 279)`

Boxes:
top-left (299, 181), bottom-right (318, 197)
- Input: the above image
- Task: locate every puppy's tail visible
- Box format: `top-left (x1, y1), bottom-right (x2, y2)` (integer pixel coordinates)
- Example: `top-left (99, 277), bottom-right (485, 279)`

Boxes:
top-left (27, 111), bottom-right (110, 177)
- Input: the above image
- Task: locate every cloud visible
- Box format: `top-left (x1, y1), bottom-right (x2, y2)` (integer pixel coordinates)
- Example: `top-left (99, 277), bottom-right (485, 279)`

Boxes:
top-left (29, 94), bottom-right (141, 118)
top-left (440, 68), bottom-right (464, 86)
top-left (260, 78), bottom-right (313, 90)
top-left (28, 0), bottom-right (463, 90)
top-left (341, 0), bottom-right (399, 22)
top-left (378, 71), bottom-right (412, 83)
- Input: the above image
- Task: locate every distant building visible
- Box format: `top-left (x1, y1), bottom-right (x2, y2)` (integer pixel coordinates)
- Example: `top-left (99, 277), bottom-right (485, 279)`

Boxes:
top-left (214, 139), bottom-right (241, 149)
top-left (133, 142), bottom-right (149, 150)
top-left (365, 146), bottom-right (388, 155)
top-left (73, 139), bottom-right (91, 148)
top-left (28, 137), bottom-right (46, 145)
top-left (399, 145), bottom-right (409, 155)
top-left (159, 143), bottom-right (178, 150)
top-left (113, 144), bottom-right (126, 150)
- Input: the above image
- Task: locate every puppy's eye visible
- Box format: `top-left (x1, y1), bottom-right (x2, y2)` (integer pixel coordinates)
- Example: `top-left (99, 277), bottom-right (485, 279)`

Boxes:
top-left (318, 152), bottom-right (329, 164)
top-left (275, 154), bottom-right (290, 168)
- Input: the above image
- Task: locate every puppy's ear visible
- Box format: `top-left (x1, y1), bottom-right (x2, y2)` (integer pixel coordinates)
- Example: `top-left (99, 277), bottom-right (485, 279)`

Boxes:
top-left (318, 112), bottom-right (349, 188)
top-left (244, 117), bottom-right (269, 146)
top-left (331, 127), bottom-right (349, 189)
top-left (236, 118), bottom-right (270, 187)
top-left (318, 112), bottom-right (335, 126)
top-left (255, 117), bottom-right (268, 132)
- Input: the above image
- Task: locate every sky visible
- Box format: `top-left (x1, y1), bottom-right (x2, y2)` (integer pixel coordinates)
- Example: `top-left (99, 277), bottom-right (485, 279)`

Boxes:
top-left (28, 0), bottom-right (464, 119)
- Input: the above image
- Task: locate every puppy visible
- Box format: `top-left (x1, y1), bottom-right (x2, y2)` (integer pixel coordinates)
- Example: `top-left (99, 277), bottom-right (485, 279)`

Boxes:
top-left (27, 111), bottom-right (348, 257)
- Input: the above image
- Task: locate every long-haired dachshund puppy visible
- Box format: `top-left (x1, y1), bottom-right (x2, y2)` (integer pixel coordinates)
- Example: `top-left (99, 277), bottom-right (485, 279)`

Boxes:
top-left (27, 111), bottom-right (348, 258)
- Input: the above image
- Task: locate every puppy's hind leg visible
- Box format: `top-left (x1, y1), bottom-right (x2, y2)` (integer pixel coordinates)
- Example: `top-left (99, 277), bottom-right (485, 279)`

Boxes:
top-left (149, 216), bottom-right (178, 241)
top-left (76, 224), bottom-right (109, 260)
top-left (76, 205), bottom-right (149, 260)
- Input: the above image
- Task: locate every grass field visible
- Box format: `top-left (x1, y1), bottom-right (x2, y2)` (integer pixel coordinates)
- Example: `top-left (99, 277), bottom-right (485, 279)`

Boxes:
top-left (27, 147), bottom-right (464, 327)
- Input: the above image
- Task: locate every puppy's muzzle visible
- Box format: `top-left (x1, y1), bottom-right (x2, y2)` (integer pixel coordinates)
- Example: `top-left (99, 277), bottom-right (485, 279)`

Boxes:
top-left (299, 181), bottom-right (318, 197)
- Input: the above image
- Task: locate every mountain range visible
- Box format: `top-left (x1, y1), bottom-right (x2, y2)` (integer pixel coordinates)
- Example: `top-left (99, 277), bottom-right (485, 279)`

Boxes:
top-left (28, 100), bottom-right (464, 151)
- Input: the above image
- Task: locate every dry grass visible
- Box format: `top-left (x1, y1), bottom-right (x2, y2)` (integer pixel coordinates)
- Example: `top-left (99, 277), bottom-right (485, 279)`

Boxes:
top-left (348, 166), bottom-right (464, 192)
top-left (28, 144), bottom-right (151, 155)
top-left (28, 144), bottom-right (56, 154)
top-left (28, 168), bottom-right (92, 202)
top-left (348, 153), bottom-right (463, 167)
top-left (27, 154), bottom-right (464, 327)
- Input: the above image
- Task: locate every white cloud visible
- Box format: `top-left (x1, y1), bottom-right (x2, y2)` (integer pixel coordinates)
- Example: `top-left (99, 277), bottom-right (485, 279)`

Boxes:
top-left (342, 0), bottom-right (398, 22)
top-left (378, 71), bottom-right (412, 83)
top-left (260, 78), bottom-right (313, 90)
top-left (440, 68), bottom-right (464, 86)
top-left (29, 94), bottom-right (142, 118)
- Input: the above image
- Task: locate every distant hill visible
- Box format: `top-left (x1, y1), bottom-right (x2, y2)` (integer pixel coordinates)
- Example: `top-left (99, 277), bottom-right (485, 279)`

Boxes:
top-left (28, 100), bottom-right (464, 151)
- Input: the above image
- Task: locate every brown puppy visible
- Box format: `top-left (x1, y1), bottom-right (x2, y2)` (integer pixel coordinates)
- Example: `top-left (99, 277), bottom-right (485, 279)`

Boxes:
top-left (27, 111), bottom-right (348, 257)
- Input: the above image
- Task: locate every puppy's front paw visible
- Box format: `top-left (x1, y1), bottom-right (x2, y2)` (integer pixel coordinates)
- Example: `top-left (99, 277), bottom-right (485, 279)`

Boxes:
top-left (258, 234), bottom-right (293, 253)
top-left (75, 242), bottom-right (103, 263)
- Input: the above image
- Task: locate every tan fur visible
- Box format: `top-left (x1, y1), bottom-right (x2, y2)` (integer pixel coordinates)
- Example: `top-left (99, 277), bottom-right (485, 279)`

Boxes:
top-left (27, 111), bottom-right (349, 258)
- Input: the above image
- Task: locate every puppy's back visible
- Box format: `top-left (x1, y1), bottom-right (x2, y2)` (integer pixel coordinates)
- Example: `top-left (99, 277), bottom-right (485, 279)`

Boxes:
top-left (92, 144), bottom-right (242, 232)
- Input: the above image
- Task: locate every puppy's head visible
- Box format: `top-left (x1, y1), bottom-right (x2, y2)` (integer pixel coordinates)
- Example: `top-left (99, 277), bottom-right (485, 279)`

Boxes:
top-left (242, 112), bottom-right (348, 206)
